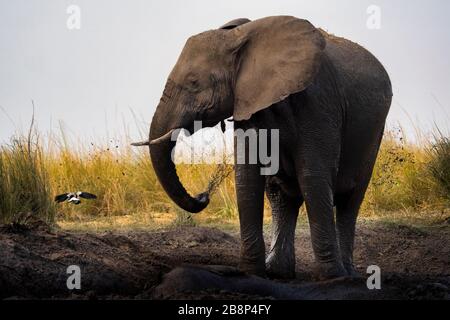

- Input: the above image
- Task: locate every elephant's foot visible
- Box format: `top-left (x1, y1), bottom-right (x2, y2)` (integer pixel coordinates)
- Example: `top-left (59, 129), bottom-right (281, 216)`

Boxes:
top-left (343, 263), bottom-right (362, 278)
top-left (239, 263), bottom-right (266, 277)
top-left (239, 257), bottom-right (266, 277)
top-left (313, 261), bottom-right (347, 280)
top-left (266, 251), bottom-right (295, 279)
top-left (239, 240), bottom-right (266, 277)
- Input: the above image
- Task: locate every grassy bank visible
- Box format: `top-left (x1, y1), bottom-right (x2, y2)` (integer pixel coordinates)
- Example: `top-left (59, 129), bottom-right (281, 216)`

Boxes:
top-left (0, 123), bottom-right (449, 228)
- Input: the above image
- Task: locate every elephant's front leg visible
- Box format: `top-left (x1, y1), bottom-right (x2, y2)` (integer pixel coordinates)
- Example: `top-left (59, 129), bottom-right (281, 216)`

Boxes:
top-left (235, 162), bottom-right (266, 276)
top-left (299, 175), bottom-right (347, 279)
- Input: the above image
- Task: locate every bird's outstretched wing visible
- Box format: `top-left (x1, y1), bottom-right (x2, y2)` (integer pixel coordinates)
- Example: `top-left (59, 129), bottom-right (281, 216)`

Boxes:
top-left (54, 193), bottom-right (69, 202)
top-left (77, 192), bottom-right (97, 200)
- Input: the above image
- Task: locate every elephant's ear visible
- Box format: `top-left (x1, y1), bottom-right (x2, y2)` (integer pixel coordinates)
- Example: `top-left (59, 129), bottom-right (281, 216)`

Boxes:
top-left (219, 18), bottom-right (251, 30)
top-left (231, 16), bottom-right (326, 121)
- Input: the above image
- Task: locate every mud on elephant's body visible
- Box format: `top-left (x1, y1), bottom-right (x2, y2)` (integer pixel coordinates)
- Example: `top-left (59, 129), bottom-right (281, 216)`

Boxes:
top-left (147, 16), bottom-right (392, 279)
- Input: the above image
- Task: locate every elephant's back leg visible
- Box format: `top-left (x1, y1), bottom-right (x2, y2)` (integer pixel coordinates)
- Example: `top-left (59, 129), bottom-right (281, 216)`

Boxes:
top-left (335, 130), bottom-right (384, 276)
top-left (265, 177), bottom-right (303, 279)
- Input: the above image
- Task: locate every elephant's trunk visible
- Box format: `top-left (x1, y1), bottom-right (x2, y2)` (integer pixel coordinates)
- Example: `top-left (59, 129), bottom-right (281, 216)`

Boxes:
top-left (149, 102), bottom-right (209, 213)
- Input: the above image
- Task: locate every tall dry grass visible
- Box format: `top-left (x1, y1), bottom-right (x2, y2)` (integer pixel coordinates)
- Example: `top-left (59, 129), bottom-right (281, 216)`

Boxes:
top-left (0, 122), bottom-right (448, 226)
top-left (363, 126), bottom-right (450, 216)
top-left (0, 122), bottom-right (237, 224)
top-left (0, 126), bottom-right (55, 224)
top-left (427, 131), bottom-right (450, 202)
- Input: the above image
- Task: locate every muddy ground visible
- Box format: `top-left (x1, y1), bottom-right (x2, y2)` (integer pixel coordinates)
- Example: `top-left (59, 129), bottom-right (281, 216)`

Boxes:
top-left (0, 220), bottom-right (449, 300)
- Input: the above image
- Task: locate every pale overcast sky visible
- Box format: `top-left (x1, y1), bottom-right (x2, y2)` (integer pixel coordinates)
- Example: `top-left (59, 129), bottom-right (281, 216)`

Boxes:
top-left (0, 0), bottom-right (449, 144)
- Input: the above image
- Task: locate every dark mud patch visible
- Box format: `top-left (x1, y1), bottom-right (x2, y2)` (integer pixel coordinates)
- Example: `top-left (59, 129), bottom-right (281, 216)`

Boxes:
top-left (0, 221), bottom-right (448, 300)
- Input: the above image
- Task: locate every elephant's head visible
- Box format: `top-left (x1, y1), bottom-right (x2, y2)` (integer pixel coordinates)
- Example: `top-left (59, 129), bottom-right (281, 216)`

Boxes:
top-left (149, 16), bottom-right (325, 213)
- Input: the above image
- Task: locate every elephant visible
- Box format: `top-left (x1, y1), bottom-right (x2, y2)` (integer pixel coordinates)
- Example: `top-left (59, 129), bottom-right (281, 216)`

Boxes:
top-left (147, 16), bottom-right (392, 280)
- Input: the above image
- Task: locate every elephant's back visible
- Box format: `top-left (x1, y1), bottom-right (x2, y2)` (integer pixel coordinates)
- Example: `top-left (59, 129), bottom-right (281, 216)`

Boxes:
top-left (318, 30), bottom-right (393, 191)
top-left (319, 29), bottom-right (392, 109)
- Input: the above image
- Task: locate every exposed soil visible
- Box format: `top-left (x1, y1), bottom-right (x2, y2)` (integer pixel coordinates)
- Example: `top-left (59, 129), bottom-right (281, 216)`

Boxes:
top-left (0, 219), bottom-right (449, 300)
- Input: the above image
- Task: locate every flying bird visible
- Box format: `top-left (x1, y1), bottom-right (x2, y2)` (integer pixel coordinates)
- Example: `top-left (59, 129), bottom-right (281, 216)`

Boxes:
top-left (54, 191), bottom-right (97, 205)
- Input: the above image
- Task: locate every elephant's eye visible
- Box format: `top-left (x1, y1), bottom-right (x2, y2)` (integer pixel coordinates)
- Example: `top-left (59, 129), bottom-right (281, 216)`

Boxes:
top-left (189, 79), bottom-right (199, 88)
top-left (185, 74), bottom-right (200, 89)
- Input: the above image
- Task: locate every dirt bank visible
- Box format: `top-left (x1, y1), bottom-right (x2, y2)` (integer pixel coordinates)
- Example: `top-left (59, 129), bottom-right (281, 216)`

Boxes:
top-left (0, 220), bottom-right (448, 300)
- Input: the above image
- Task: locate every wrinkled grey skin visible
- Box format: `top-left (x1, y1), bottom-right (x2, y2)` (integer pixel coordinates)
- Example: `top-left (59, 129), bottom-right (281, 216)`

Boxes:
top-left (149, 16), bottom-right (392, 279)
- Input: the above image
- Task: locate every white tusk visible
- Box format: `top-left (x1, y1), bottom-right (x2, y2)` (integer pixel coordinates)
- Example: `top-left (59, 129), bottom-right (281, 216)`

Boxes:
top-left (149, 128), bottom-right (179, 145)
top-left (131, 141), bottom-right (150, 147)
